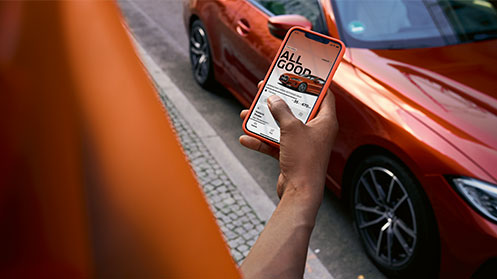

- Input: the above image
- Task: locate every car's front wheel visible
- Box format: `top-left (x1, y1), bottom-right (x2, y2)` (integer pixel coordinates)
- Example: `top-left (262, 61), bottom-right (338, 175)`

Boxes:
top-left (297, 83), bottom-right (307, 92)
top-left (189, 19), bottom-right (215, 88)
top-left (350, 155), bottom-right (439, 278)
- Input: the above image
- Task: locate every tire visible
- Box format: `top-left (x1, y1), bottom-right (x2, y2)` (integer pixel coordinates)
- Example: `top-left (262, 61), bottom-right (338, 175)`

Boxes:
top-left (189, 20), bottom-right (215, 88)
top-left (350, 155), bottom-right (439, 278)
top-left (297, 82), bottom-right (307, 92)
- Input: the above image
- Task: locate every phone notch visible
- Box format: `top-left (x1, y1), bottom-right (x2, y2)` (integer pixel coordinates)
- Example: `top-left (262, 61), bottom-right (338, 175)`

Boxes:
top-left (304, 32), bottom-right (330, 44)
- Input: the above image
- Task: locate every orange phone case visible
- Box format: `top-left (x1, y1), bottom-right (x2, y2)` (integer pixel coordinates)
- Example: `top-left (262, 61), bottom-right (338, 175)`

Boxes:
top-left (242, 26), bottom-right (345, 147)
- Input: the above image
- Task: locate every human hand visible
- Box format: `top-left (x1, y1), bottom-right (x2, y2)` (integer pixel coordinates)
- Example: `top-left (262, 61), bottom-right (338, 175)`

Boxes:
top-left (239, 84), bottom-right (338, 203)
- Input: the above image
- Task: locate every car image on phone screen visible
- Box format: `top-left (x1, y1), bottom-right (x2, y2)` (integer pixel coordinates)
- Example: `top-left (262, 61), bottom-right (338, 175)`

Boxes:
top-left (244, 27), bottom-right (344, 145)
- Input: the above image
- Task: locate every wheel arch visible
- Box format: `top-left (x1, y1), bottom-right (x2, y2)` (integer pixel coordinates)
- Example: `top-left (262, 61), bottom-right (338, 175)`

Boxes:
top-left (341, 145), bottom-right (395, 206)
top-left (341, 143), bottom-right (424, 208)
top-left (188, 14), bottom-right (200, 35)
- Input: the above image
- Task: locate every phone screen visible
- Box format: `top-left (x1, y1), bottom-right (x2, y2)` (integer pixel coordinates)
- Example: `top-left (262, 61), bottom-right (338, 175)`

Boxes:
top-left (245, 29), bottom-right (342, 143)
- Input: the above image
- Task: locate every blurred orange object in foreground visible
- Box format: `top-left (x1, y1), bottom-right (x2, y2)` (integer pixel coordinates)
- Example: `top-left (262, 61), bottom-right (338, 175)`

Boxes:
top-left (0, 1), bottom-right (240, 278)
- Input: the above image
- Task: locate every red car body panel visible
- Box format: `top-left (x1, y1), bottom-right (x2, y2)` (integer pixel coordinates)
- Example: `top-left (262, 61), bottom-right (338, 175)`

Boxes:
top-left (184, 0), bottom-right (497, 277)
top-left (279, 73), bottom-right (324, 95)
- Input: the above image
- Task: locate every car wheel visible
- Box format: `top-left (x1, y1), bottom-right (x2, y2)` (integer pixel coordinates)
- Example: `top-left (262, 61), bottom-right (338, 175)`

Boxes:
top-left (297, 83), bottom-right (307, 92)
top-left (189, 20), bottom-right (215, 88)
top-left (350, 155), bottom-right (439, 278)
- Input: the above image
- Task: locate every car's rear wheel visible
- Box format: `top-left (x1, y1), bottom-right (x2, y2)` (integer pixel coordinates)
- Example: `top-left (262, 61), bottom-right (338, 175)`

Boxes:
top-left (297, 83), bottom-right (307, 92)
top-left (189, 20), bottom-right (215, 88)
top-left (350, 155), bottom-right (439, 278)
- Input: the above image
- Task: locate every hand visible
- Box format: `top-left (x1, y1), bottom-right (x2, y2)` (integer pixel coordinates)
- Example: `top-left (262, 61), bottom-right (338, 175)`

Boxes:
top-left (239, 84), bottom-right (338, 203)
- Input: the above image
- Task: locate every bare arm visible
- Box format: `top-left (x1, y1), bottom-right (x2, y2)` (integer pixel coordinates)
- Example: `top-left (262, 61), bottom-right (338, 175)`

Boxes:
top-left (239, 184), bottom-right (321, 279)
top-left (238, 90), bottom-right (338, 279)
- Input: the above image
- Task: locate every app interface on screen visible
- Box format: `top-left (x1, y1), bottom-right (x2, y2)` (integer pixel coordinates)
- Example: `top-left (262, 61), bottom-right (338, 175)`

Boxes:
top-left (246, 30), bottom-right (341, 143)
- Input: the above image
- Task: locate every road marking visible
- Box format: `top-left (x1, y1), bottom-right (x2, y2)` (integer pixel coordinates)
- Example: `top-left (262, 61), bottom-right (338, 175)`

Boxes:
top-left (133, 37), bottom-right (334, 279)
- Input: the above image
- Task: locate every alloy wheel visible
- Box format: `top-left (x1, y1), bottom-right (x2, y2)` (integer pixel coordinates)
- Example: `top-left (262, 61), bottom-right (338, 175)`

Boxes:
top-left (353, 167), bottom-right (417, 267)
top-left (189, 24), bottom-right (210, 84)
top-left (297, 83), bottom-right (307, 92)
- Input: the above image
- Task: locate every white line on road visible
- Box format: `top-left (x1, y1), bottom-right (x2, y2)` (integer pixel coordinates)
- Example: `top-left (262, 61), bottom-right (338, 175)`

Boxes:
top-left (133, 37), bottom-right (334, 279)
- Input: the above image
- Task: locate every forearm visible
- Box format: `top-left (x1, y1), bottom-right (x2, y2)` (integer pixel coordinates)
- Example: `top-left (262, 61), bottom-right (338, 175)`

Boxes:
top-left (240, 185), bottom-right (322, 279)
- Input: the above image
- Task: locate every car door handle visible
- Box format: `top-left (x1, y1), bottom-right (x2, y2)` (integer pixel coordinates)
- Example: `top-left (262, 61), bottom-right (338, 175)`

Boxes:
top-left (236, 18), bottom-right (250, 36)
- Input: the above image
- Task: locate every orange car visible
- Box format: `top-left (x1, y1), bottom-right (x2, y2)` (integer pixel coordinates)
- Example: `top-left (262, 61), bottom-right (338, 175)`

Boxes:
top-left (184, 0), bottom-right (497, 278)
top-left (279, 73), bottom-right (325, 94)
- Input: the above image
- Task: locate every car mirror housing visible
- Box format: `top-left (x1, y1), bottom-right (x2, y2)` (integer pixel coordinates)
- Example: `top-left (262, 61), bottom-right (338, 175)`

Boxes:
top-left (268, 14), bottom-right (312, 40)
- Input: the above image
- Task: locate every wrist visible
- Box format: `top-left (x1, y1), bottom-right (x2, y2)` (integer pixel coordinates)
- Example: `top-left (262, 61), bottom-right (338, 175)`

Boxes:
top-left (280, 177), bottom-right (325, 204)
top-left (278, 180), bottom-right (324, 227)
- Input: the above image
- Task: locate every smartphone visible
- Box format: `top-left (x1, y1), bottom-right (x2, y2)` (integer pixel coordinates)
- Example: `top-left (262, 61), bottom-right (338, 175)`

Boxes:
top-left (243, 27), bottom-right (345, 146)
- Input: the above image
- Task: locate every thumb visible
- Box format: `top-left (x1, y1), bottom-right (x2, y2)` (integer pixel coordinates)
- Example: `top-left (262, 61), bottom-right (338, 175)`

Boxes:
top-left (267, 95), bottom-right (297, 128)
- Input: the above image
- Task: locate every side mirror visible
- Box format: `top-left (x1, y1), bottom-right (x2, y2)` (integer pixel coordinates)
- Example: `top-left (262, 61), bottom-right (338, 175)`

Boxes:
top-left (267, 15), bottom-right (312, 40)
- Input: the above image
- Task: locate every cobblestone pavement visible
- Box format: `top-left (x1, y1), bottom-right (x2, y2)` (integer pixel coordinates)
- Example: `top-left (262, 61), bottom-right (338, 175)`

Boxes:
top-left (157, 85), bottom-right (265, 264)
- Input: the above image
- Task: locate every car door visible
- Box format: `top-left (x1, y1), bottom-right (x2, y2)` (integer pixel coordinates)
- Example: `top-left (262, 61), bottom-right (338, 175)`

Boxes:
top-left (306, 76), bottom-right (322, 93)
top-left (223, 1), bottom-right (280, 104)
top-left (197, 0), bottom-right (244, 91)
top-left (228, 0), bottom-right (330, 103)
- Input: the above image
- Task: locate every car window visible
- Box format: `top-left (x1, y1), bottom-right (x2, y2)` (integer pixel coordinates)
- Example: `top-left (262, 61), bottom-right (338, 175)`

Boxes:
top-left (250, 0), bottom-right (328, 34)
top-left (332, 0), bottom-right (497, 49)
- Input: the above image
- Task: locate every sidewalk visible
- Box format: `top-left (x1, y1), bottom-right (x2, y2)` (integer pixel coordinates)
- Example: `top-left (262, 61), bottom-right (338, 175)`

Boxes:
top-left (135, 39), bottom-right (333, 279)
top-left (160, 74), bottom-right (265, 263)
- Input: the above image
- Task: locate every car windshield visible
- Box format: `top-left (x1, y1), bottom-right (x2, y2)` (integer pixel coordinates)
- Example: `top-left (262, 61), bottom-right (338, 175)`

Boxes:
top-left (331, 0), bottom-right (497, 49)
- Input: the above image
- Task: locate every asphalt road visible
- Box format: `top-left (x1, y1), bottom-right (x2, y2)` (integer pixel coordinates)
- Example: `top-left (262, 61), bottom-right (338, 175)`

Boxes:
top-left (118, 1), bottom-right (386, 278)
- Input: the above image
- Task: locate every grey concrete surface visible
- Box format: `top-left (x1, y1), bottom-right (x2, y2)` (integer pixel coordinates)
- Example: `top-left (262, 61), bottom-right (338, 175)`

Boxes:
top-left (118, 1), bottom-right (386, 278)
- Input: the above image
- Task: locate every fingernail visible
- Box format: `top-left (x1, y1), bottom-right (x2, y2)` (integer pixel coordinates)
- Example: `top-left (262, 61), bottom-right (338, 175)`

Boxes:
top-left (267, 95), bottom-right (281, 105)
